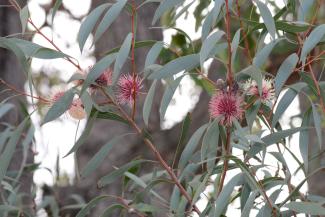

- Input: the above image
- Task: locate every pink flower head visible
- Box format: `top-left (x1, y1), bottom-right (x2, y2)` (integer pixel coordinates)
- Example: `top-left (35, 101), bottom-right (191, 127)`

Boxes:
top-left (89, 67), bottom-right (113, 90)
top-left (52, 91), bottom-right (65, 102)
top-left (209, 91), bottom-right (244, 126)
top-left (244, 78), bottom-right (275, 103)
top-left (116, 74), bottom-right (143, 106)
top-left (95, 68), bottom-right (113, 86)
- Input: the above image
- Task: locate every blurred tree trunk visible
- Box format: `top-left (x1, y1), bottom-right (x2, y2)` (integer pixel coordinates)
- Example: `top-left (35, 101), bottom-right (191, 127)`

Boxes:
top-left (0, 1), bottom-right (34, 215)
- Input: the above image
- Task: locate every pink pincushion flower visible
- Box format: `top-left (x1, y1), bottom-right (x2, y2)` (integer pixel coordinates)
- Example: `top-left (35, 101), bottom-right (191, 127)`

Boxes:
top-left (209, 91), bottom-right (244, 126)
top-left (88, 67), bottom-right (113, 90)
top-left (244, 78), bottom-right (275, 103)
top-left (95, 68), bottom-right (113, 86)
top-left (116, 74), bottom-right (143, 106)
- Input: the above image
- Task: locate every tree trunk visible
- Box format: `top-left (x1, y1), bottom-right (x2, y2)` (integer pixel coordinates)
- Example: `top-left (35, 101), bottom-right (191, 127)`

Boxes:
top-left (0, 1), bottom-right (34, 215)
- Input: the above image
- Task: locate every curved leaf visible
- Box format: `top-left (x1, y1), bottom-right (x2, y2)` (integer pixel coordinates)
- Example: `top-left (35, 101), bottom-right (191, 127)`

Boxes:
top-left (274, 53), bottom-right (298, 96)
top-left (113, 33), bottom-right (132, 83)
top-left (94, 0), bottom-right (128, 43)
top-left (148, 54), bottom-right (200, 79)
top-left (78, 3), bottom-right (111, 51)
top-left (143, 80), bottom-right (158, 126)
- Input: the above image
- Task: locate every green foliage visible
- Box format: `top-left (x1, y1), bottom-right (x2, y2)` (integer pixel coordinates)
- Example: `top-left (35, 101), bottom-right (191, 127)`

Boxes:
top-left (1, 0), bottom-right (325, 216)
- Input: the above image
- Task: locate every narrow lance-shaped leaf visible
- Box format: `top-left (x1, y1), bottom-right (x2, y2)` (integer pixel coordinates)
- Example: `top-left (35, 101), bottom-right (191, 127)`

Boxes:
top-left (148, 54), bottom-right (200, 79)
top-left (201, 0), bottom-right (224, 40)
top-left (201, 119), bottom-right (220, 173)
top-left (98, 159), bottom-right (146, 188)
top-left (253, 39), bottom-right (282, 68)
top-left (285, 202), bottom-right (325, 215)
top-left (112, 33), bottom-right (132, 84)
top-left (231, 29), bottom-right (241, 64)
top-left (144, 41), bottom-right (164, 68)
top-left (8, 38), bottom-right (70, 59)
top-left (152, 0), bottom-right (183, 25)
top-left (94, 0), bottom-right (128, 43)
top-left (20, 5), bottom-right (29, 34)
top-left (254, 0), bottom-right (276, 40)
top-left (300, 24), bottom-right (325, 64)
top-left (274, 53), bottom-right (298, 96)
top-left (77, 3), bottom-right (111, 51)
top-left (200, 30), bottom-right (225, 69)
top-left (159, 76), bottom-right (183, 121)
top-left (298, 0), bottom-right (316, 21)
top-left (262, 127), bottom-right (304, 145)
top-left (214, 173), bottom-right (244, 217)
top-left (81, 134), bottom-right (130, 177)
top-left (76, 195), bottom-right (109, 217)
top-left (241, 190), bottom-right (259, 217)
top-left (143, 80), bottom-right (158, 126)
top-left (178, 124), bottom-right (208, 170)
top-left (0, 118), bottom-right (28, 183)
top-left (43, 89), bottom-right (75, 124)
top-left (272, 82), bottom-right (306, 127)
top-left (299, 108), bottom-right (311, 174)
top-left (52, 0), bottom-right (62, 24)
top-left (64, 112), bottom-right (98, 157)
top-left (312, 103), bottom-right (322, 148)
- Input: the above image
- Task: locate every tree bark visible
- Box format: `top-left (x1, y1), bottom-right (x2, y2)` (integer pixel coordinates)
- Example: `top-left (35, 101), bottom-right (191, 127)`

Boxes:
top-left (0, 1), bottom-right (34, 215)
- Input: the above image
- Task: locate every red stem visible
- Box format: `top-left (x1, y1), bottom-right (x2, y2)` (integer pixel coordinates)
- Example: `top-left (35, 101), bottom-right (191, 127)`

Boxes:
top-left (131, 0), bottom-right (137, 120)
top-left (225, 0), bottom-right (233, 87)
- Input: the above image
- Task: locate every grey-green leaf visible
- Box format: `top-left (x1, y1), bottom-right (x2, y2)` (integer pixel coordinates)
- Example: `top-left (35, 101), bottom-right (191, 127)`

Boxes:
top-left (112, 33), bottom-right (132, 83)
top-left (94, 0), bottom-right (128, 43)
top-left (262, 127), bottom-right (304, 145)
top-left (143, 80), bottom-right (158, 126)
top-left (253, 39), bottom-right (281, 68)
top-left (76, 195), bottom-right (109, 217)
top-left (312, 103), bottom-right (322, 148)
top-left (300, 24), bottom-right (325, 64)
top-left (178, 124), bottom-right (208, 170)
top-left (52, 0), bottom-right (62, 25)
top-left (152, 0), bottom-right (183, 25)
top-left (285, 202), bottom-right (325, 215)
top-left (201, 0), bottom-right (224, 41)
top-left (78, 3), bottom-right (111, 51)
top-left (214, 173), bottom-right (244, 217)
top-left (148, 54), bottom-right (200, 79)
top-left (274, 53), bottom-right (298, 96)
top-left (160, 76), bottom-right (183, 121)
top-left (81, 134), bottom-right (129, 177)
top-left (98, 160), bottom-right (146, 188)
top-left (300, 109), bottom-right (311, 173)
top-left (272, 82), bottom-right (306, 127)
top-left (231, 29), bottom-right (241, 64)
top-left (20, 5), bottom-right (29, 34)
top-left (43, 89), bottom-right (75, 124)
top-left (200, 31), bottom-right (225, 69)
top-left (0, 118), bottom-right (28, 183)
top-left (254, 0), bottom-right (276, 40)
top-left (144, 41), bottom-right (164, 68)
top-left (241, 190), bottom-right (258, 217)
